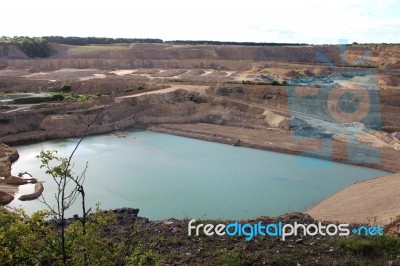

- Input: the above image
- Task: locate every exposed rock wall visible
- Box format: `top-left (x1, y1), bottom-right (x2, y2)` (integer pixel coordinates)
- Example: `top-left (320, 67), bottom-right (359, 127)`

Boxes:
top-left (0, 143), bottom-right (19, 205)
top-left (0, 44), bottom-right (28, 59)
top-left (2, 44), bottom-right (398, 71)
top-left (0, 89), bottom-right (268, 145)
top-left (0, 143), bottom-right (18, 177)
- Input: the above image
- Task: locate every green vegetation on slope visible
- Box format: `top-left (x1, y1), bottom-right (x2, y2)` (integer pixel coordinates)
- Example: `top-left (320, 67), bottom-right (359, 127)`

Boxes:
top-left (10, 92), bottom-right (100, 105)
top-left (2, 209), bottom-right (400, 265)
top-left (43, 36), bottom-right (163, 45)
top-left (0, 36), bottom-right (50, 58)
top-left (42, 36), bottom-right (308, 46)
top-left (1, 36), bottom-right (309, 50)
top-left (11, 94), bottom-right (64, 104)
top-left (0, 207), bottom-right (142, 265)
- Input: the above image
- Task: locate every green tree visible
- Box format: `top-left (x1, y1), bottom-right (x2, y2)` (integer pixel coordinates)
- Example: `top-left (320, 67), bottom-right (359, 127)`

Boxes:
top-left (35, 94), bottom-right (114, 264)
top-left (1, 93), bottom-right (140, 265)
top-left (18, 37), bottom-right (50, 58)
top-left (60, 83), bottom-right (72, 93)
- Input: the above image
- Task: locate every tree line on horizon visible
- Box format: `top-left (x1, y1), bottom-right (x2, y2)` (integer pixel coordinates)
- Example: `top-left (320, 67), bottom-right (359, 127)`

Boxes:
top-left (0, 36), bottom-right (309, 58)
top-left (164, 40), bottom-right (308, 46)
top-left (42, 36), bottom-right (164, 45)
top-left (1, 36), bottom-right (399, 58)
top-left (42, 36), bottom-right (308, 46)
top-left (0, 36), bottom-right (50, 58)
top-left (0, 35), bottom-right (308, 53)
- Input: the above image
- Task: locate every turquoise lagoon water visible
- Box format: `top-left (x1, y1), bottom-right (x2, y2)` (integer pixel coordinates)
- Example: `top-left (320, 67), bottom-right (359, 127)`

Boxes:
top-left (8, 131), bottom-right (388, 220)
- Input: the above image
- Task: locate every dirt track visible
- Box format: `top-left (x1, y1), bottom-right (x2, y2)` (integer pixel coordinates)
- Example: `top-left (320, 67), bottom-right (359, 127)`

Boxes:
top-left (306, 173), bottom-right (400, 225)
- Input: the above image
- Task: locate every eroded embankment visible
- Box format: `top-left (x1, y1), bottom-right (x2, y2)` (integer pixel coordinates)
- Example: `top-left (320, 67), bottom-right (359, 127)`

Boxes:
top-left (0, 143), bottom-right (19, 204)
top-left (306, 173), bottom-right (400, 225)
top-left (0, 143), bottom-right (44, 205)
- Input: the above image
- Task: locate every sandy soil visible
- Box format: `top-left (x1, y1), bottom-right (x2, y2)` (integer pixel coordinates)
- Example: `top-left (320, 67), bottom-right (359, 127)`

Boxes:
top-left (306, 173), bottom-right (400, 225)
top-left (0, 69), bottom-right (31, 77)
top-left (110, 70), bottom-right (136, 76)
top-left (115, 84), bottom-right (210, 100)
top-left (23, 68), bottom-right (106, 80)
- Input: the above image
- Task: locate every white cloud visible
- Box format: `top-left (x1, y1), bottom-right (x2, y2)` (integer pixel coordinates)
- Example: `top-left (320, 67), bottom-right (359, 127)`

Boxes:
top-left (1, 0), bottom-right (399, 44)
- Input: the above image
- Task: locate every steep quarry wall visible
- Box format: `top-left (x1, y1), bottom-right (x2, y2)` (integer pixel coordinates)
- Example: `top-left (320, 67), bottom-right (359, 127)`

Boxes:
top-left (0, 88), bottom-right (269, 146)
top-left (2, 44), bottom-right (397, 71)
top-left (0, 44), bottom-right (28, 59)
top-left (0, 58), bottom-right (257, 72)
top-left (0, 143), bottom-right (19, 204)
top-left (0, 143), bottom-right (18, 177)
top-left (212, 83), bottom-right (400, 133)
top-left (0, 90), bottom-right (189, 144)
top-left (67, 45), bottom-right (340, 62)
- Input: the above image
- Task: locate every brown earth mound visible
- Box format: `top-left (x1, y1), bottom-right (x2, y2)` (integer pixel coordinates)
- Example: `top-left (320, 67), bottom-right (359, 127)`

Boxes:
top-left (284, 70), bottom-right (302, 78)
top-left (183, 69), bottom-right (205, 76)
top-left (133, 69), bottom-right (160, 75)
top-left (306, 173), bottom-right (400, 225)
top-left (302, 69), bottom-right (314, 77)
top-left (313, 67), bottom-right (331, 76)
top-left (208, 70), bottom-right (228, 76)
top-left (154, 69), bottom-right (187, 77)
top-left (0, 191), bottom-right (13, 205)
top-left (378, 75), bottom-right (400, 87)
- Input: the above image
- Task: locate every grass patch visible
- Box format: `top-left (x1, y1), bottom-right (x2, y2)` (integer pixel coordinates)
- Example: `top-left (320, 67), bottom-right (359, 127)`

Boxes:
top-left (12, 94), bottom-right (64, 104)
top-left (340, 235), bottom-right (400, 257)
top-left (126, 247), bottom-right (161, 266)
top-left (218, 250), bottom-right (245, 266)
top-left (11, 92), bottom-right (101, 104)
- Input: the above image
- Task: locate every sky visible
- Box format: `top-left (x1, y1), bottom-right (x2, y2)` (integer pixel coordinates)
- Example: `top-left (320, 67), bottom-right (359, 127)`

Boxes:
top-left (2, 0), bottom-right (399, 44)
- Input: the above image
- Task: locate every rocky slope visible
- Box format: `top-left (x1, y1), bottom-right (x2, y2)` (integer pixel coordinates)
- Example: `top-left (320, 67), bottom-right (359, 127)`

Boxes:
top-left (0, 143), bottom-right (19, 204)
top-left (1, 43), bottom-right (399, 71)
top-left (0, 44), bottom-right (28, 59)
